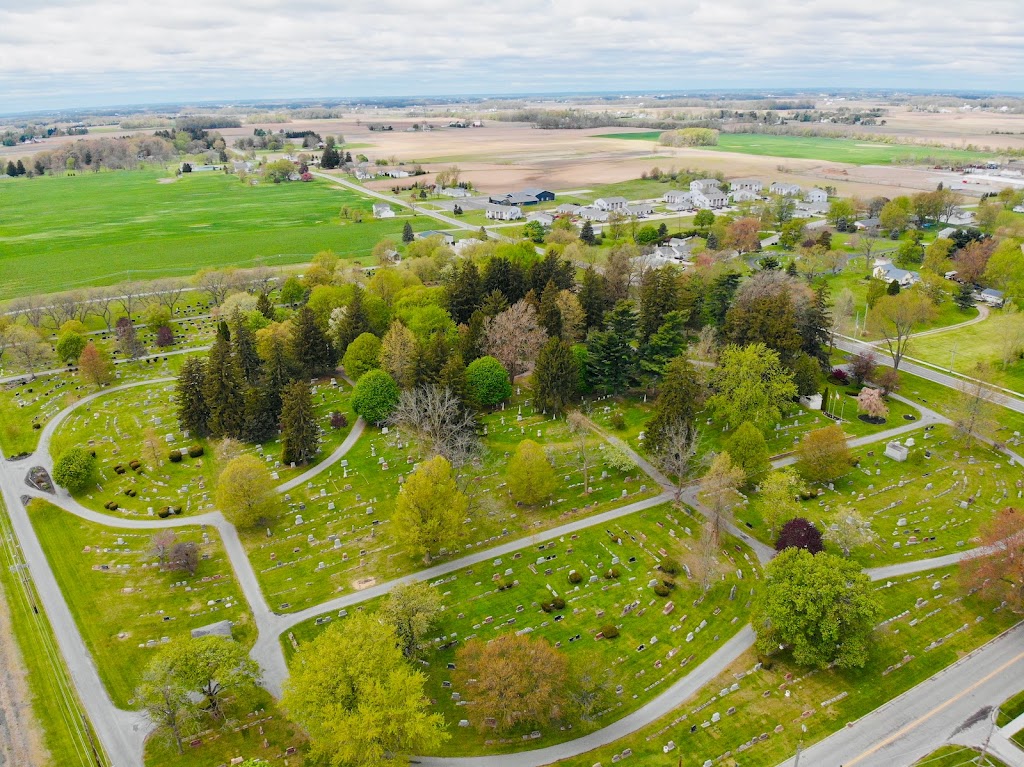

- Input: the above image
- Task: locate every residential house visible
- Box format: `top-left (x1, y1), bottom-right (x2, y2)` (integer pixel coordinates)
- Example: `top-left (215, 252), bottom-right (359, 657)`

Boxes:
top-left (692, 188), bottom-right (728, 209)
top-left (730, 189), bottom-right (758, 203)
top-left (520, 187), bottom-right (556, 202)
top-left (437, 186), bottom-right (472, 198)
top-left (770, 182), bottom-right (802, 196)
top-left (662, 190), bottom-right (692, 206)
top-left (527, 212), bottom-right (555, 226)
top-left (556, 203), bottom-right (582, 215)
top-left (730, 178), bottom-right (764, 194)
top-left (805, 188), bottom-right (829, 204)
top-left (937, 226), bottom-right (957, 240)
top-left (626, 203), bottom-right (655, 217)
top-left (372, 203), bottom-right (395, 219)
top-left (594, 197), bottom-right (627, 211)
top-left (873, 263), bottom-right (920, 287)
top-left (453, 238), bottom-right (484, 256)
top-left (653, 237), bottom-right (697, 263)
top-left (855, 217), bottom-right (882, 231)
top-left (976, 288), bottom-right (1005, 307)
top-left (485, 203), bottom-right (523, 221)
top-left (578, 207), bottom-right (611, 222)
top-left (381, 168), bottom-right (410, 178)
top-left (417, 230), bottom-right (456, 245)
top-left (689, 179), bottom-right (721, 193)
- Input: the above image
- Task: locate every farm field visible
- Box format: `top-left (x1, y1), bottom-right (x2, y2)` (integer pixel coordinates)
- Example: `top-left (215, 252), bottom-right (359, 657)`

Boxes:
top-left (595, 132), bottom-right (995, 165)
top-left (27, 499), bottom-right (256, 708)
top-left (555, 564), bottom-right (1019, 767)
top-left (0, 169), bottom-right (430, 300)
top-left (284, 502), bottom-right (758, 756)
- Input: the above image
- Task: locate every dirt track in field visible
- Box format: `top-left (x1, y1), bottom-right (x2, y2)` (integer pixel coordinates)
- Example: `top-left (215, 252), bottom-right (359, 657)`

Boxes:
top-left (0, 579), bottom-right (49, 767)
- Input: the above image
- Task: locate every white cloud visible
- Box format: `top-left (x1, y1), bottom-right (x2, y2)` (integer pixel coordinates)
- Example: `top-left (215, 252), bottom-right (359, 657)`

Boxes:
top-left (1, 0), bottom-right (1023, 111)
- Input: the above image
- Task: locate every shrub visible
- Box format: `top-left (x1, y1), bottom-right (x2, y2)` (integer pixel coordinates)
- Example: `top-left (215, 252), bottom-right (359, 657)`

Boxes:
top-left (552, 597), bottom-right (566, 610)
top-left (129, 459), bottom-right (141, 470)
top-left (653, 583), bottom-right (670, 597)
top-left (154, 325), bottom-right (174, 347)
top-left (168, 450), bottom-right (183, 463)
top-left (105, 501), bottom-right (119, 511)
top-left (659, 559), bottom-right (679, 576)
top-left (187, 444), bottom-right (204, 458)
top-left (113, 464), bottom-right (126, 475)
top-left (330, 411), bottom-right (348, 430)
top-left (830, 368), bottom-right (849, 384)
top-left (172, 506), bottom-right (183, 515)
top-left (601, 624), bottom-right (619, 639)
top-left (605, 567), bottom-right (620, 579)
top-left (568, 571), bottom-right (583, 584)
top-left (158, 508), bottom-right (171, 518)
top-left (53, 447), bottom-right (96, 492)
top-left (541, 602), bottom-right (553, 613)
top-left (758, 654), bottom-right (774, 671)
top-left (610, 411), bottom-right (626, 430)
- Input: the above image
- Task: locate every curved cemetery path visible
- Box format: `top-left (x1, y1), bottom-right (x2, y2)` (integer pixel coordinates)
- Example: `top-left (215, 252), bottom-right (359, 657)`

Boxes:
top-left (0, 368), bottom-right (1018, 767)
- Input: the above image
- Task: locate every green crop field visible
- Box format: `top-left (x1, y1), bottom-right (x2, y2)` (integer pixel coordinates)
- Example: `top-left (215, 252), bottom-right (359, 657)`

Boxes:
top-left (596, 132), bottom-right (993, 165)
top-left (0, 169), bottom-right (430, 300)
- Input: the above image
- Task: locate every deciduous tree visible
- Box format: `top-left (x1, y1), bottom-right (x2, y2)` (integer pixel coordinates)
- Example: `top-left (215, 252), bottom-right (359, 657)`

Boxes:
top-left (78, 341), bottom-right (113, 387)
top-left (392, 456), bottom-right (469, 563)
top-left (483, 300), bottom-right (546, 381)
top-left (215, 455), bottom-right (277, 527)
top-left (506, 439), bottom-right (557, 506)
top-left (758, 469), bottom-right (800, 538)
top-left (824, 509), bottom-right (877, 557)
top-left (960, 507), bottom-right (1024, 614)
top-left (379, 582), bottom-right (444, 659)
top-left (53, 447), bottom-right (95, 492)
top-left (707, 343), bottom-right (797, 430)
top-left (868, 291), bottom-right (936, 372)
top-left (795, 424), bottom-right (851, 483)
top-left (775, 517), bottom-right (823, 553)
top-left (698, 451), bottom-right (745, 541)
top-left (465, 356), bottom-right (512, 408)
top-left (388, 385), bottom-right (478, 466)
top-left (342, 333), bottom-right (381, 380)
top-left (725, 421), bottom-right (770, 487)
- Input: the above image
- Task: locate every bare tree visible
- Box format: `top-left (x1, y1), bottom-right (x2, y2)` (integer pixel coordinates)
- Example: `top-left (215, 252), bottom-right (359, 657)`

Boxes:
top-left (389, 385), bottom-right (479, 468)
top-left (698, 452), bottom-right (744, 542)
top-left (114, 280), bottom-right (147, 321)
top-left (241, 266), bottom-right (276, 297)
top-left (150, 530), bottom-right (178, 566)
top-left (8, 326), bottom-right (53, 378)
top-left (88, 286), bottom-right (119, 330)
top-left (195, 268), bottom-right (238, 307)
top-left (868, 292), bottom-right (936, 373)
top-left (482, 300), bottom-right (547, 381)
top-left (653, 418), bottom-right (701, 501)
top-left (852, 234), bottom-right (880, 273)
top-left (11, 295), bottom-right (45, 329)
top-left (566, 411), bottom-right (594, 495)
top-left (951, 363), bottom-right (998, 446)
top-left (153, 278), bottom-right (188, 314)
top-left (695, 518), bottom-right (721, 592)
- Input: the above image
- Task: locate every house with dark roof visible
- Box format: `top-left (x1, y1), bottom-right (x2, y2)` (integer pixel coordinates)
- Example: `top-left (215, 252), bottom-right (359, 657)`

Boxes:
top-left (520, 187), bottom-right (556, 202)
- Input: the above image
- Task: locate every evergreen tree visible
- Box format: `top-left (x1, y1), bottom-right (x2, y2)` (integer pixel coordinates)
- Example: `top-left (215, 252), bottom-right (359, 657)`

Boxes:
top-left (537, 280), bottom-right (563, 338)
top-left (579, 267), bottom-right (610, 331)
top-left (256, 292), bottom-right (274, 320)
top-left (657, 222), bottom-right (668, 239)
top-left (639, 265), bottom-right (682, 341)
top-left (320, 144), bottom-right (340, 169)
top-left (402, 221), bottom-right (415, 244)
top-left (528, 251), bottom-right (573, 293)
top-left (640, 310), bottom-right (687, 381)
top-left (230, 309), bottom-right (262, 386)
top-left (242, 386), bottom-right (280, 443)
top-left (533, 338), bottom-right (579, 414)
top-left (725, 287), bottom-right (802, 363)
top-left (290, 306), bottom-right (334, 378)
top-left (799, 285), bottom-right (832, 367)
top-left (4, 161), bottom-right (15, 177)
top-left (458, 310), bottom-right (486, 363)
top-left (481, 257), bottom-right (527, 304)
top-left (176, 358), bottom-right (210, 438)
top-left (954, 282), bottom-right (975, 311)
top-left (447, 260), bottom-right (483, 325)
top-left (280, 380), bottom-right (321, 465)
top-left (335, 285), bottom-right (370, 353)
top-left (438, 353), bottom-right (469, 407)
top-left (586, 301), bottom-right (637, 394)
top-left (204, 331), bottom-right (245, 438)
top-left (785, 260), bottom-right (799, 277)
top-left (645, 356), bottom-right (703, 453)
top-left (580, 220), bottom-right (596, 245)
top-left (479, 289), bottom-right (509, 318)
top-left (414, 332), bottom-right (449, 386)
top-left (15, 160), bottom-right (26, 176)
top-left (701, 272), bottom-right (741, 327)
top-left (886, 279), bottom-right (901, 296)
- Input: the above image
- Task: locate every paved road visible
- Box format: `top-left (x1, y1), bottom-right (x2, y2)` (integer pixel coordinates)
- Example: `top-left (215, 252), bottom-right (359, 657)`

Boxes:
top-left (776, 623), bottom-right (1024, 767)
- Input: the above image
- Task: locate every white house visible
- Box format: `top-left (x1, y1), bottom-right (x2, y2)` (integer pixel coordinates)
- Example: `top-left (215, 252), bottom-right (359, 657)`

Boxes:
top-left (417, 230), bottom-right (456, 245)
top-left (770, 182), bottom-right (802, 196)
top-left (527, 211), bottom-right (555, 226)
top-left (855, 217), bottom-right (882, 231)
top-left (976, 288), bottom-right (1005, 307)
top-left (578, 207), bottom-right (611, 222)
top-left (626, 203), bottom-right (655, 217)
top-left (730, 178), bottom-right (763, 193)
top-left (805, 188), bottom-right (829, 204)
top-left (730, 189), bottom-right (758, 203)
top-left (381, 168), bottom-right (410, 178)
top-left (485, 203), bottom-right (522, 221)
top-left (556, 203), bottom-right (581, 215)
top-left (662, 190), bottom-right (692, 206)
top-left (689, 179), bottom-right (721, 193)
top-left (594, 197), bottom-right (627, 211)
top-left (692, 189), bottom-right (728, 209)
top-left (372, 203), bottom-right (395, 219)
top-left (437, 186), bottom-right (472, 198)
top-left (873, 263), bottom-right (920, 287)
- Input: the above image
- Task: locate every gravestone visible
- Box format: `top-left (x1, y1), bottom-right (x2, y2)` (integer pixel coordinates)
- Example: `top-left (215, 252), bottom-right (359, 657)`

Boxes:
top-left (884, 441), bottom-right (908, 462)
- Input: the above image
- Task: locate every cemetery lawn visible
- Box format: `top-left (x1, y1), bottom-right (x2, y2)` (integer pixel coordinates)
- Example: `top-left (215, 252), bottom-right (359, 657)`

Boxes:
top-left (27, 499), bottom-right (256, 708)
top-left (554, 565), bottom-right (1020, 767)
top-left (913, 745), bottom-right (1008, 767)
top-left (0, 169), bottom-right (434, 300)
top-left (284, 502), bottom-right (759, 756)
top-left (997, 689), bottom-right (1024, 727)
top-left (49, 376), bottom-right (355, 519)
top-left (144, 689), bottom-right (310, 767)
top-left (737, 424), bottom-right (1022, 568)
top-left (0, 498), bottom-right (99, 767)
top-left (244, 393), bottom-right (660, 613)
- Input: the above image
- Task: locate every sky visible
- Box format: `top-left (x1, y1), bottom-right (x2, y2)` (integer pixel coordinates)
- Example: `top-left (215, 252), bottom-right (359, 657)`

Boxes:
top-left (2, 0), bottom-right (1023, 113)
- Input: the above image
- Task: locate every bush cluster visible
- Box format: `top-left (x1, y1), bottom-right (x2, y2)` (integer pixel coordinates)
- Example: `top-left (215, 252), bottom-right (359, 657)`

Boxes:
top-left (187, 444), bottom-right (204, 458)
top-left (568, 571), bottom-right (583, 584)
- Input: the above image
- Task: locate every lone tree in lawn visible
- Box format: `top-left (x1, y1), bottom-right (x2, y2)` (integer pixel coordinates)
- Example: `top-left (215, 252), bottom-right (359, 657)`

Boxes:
top-left (465, 355), bottom-right (512, 408)
top-left (752, 548), bottom-right (880, 669)
top-left (280, 380), bottom-right (321, 464)
top-left (532, 338), bottom-right (579, 415)
top-left (402, 221), bottom-right (415, 243)
top-left (725, 421), bottom-right (771, 488)
top-left (653, 418), bottom-right (701, 502)
top-left (158, 636), bottom-right (261, 721)
top-left (848, 352), bottom-right (877, 386)
top-left (215, 455), bottom-right (277, 527)
top-left (868, 291), bottom-right (936, 373)
top-left (951, 363), bottom-right (998, 446)
top-left (284, 614), bottom-right (447, 767)
top-left (379, 582), bottom-right (444, 659)
top-left (455, 633), bottom-right (569, 732)
top-left (856, 387), bottom-right (888, 422)
top-left (53, 447), bottom-right (95, 492)
top-left (707, 343), bottom-right (796, 431)
top-left (960, 507), bottom-right (1024, 614)
top-left (289, 305), bottom-right (335, 378)
top-left (78, 341), bottom-right (113, 387)
top-left (698, 451), bottom-right (745, 541)
top-left (824, 509), bottom-right (877, 557)
top-left (115, 316), bottom-right (145, 360)
top-left (352, 369), bottom-right (400, 424)
top-left (392, 455), bottom-right (469, 563)
top-left (795, 424), bottom-right (851, 483)
top-left (56, 329), bottom-right (87, 363)
top-left (757, 469), bottom-right (800, 538)
top-left (135, 659), bottom-right (200, 754)
top-left (506, 439), bottom-right (558, 506)
top-left (176, 357), bottom-right (210, 437)
top-left (775, 517), bottom-right (824, 554)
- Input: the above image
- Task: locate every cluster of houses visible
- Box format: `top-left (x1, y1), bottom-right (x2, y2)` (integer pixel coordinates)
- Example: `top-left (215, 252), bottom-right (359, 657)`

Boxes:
top-left (660, 178), bottom-right (829, 211)
top-left (872, 261), bottom-right (1005, 306)
top-left (484, 188), bottom-right (556, 220)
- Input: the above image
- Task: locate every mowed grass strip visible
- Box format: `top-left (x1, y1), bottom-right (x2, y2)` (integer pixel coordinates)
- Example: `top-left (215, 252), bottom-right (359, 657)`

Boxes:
top-left (0, 169), bottom-right (430, 300)
top-left (28, 499), bottom-right (256, 708)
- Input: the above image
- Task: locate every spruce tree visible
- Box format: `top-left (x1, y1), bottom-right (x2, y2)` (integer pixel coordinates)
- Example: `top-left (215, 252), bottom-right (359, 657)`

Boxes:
top-left (580, 220), bottom-right (596, 245)
top-left (639, 266), bottom-right (682, 341)
top-left (242, 386), bottom-right (280, 443)
top-left (799, 285), bottom-right (832, 367)
top-left (481, 257), bottom-right (527, 304)
top-left (204, 330), bottom-right (245, 438)
top-left (954, 282), bottom-right (975, 311)
top-left (281, 380), bottom-right (321, 465)
top-left (438, 353), bottom-right (469, 407)
top-left (414, 332), bottom-right (449, 386)
top-left (586, 300), bottom-right (637, 395)
top-left (335, 285), bottom-right (371, 353)
top-left (579, 267), bottom-right (610, 331)
top-left (320, 144), bottom-right (340, 169)
top-left (230, 309), bottom-right (262, 385)
top-left (640, 311), bottom-right (687, 381)
top-left (176, 357), bottom-right (210, 438)
top-left (537, 280), bottom-right (563, 338)
top-left (533, 338), bottom-right (579, 415)
top-left (256, 292), bottom-right (274, 320)
top-left (447, 260), bottom-right (482, 325)
top-left (402, 221), bottom-right (415, 243)
top-left (645, 356), bottom-right (703, 453)
top-left (290, 306), bottom-right (334, 378)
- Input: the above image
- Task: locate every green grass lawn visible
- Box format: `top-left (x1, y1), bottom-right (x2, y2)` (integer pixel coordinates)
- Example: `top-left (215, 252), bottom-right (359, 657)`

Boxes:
top-left (595, 132), bottom-right (994, 165)
top-left (0, 169), bottom-right (433, 300)
top-left (284, 502), bottom-right (758, 756)
top-left (906, 308), bottom-right (1024, 395)
top-left (243, 392), bottom-right (659, 613)
top-left (738, 424), bottom-right (1021, 567)
top-left (997, 689), bottom-right (1024, 728)
top-left (28, 499), bottom-right (256, 708)
top-left (0, 498), bottom-right (101, 767)
top-left (555, 565), bottom-right (1020, 767)
top-left (50, 376), bottom-right (355, 519)
top-left (914, 745), bottom-right (1008, 766)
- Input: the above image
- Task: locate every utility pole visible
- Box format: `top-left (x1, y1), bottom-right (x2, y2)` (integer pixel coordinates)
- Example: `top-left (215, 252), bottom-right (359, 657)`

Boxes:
top-left (793, 740), bottom-right (803, 767)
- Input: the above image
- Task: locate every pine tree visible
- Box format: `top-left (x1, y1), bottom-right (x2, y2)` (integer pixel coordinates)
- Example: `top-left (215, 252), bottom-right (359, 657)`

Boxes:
top-left (256, 292), bottom-right (274, 320)
top-left (639, 266), bottom-right (682, 341)
top-left (15, 160), bottom-right (26, 176)
top-left (528, 251), bottom-right (573, 294)
top-left (786, 260), bottom-right (799, 277)
top-left (533, 338), bottom-right (579, 414)
top-left (335, 285), bottom-right (371, 353)
top-left (458, 310), bottom-right (486, 363)
top-left (537, 280), bottom-right (563, 338)
top-left (640, 311), bottom-right (687, 381)
top-left (281, 380), bottom-right (321, 465)
top-left (230, 309), bottom-right (262, 385)
top-left (204, 331), bottom-right (245, 438)
top-left (438, 353), bottom-right (469, 407)
top-left (701, 272), bottom-right (740, 327)
top-left (176, 358), bottom-right (210, 437)
top-left (414, 333), bottom-right (449, 386)
top-left (579, 267), bottom-right (610, 331)
top-left (481, 257), bottom-right (527, 305)
top-left (402, 222), bottom-right (415, 243)
top-left (320, 144), bottom-right (340, 169)
top-left (290, 306), bottom-right (334, 378)
top-left (954, 282), bottom-right (975, 311)
top-left (447, 260), bottom-right (483, 325)
top-left (580, 220), bottom-right (596, 245)
top-left (586, 301), bottom-right (637, 394)
top-left (799, 285), bottom-right (832, 367)
top-left (645, 356), bottom-right (703, 453)
top-left (242, 386), bottom-right (280, 443)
